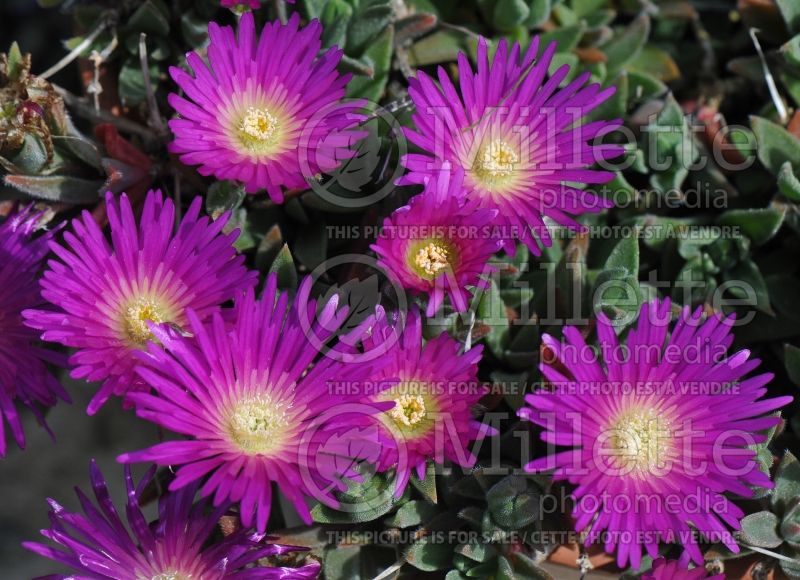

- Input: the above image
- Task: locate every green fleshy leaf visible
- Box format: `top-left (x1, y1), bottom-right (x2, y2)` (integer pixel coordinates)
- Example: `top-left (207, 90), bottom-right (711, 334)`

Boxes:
top-left (118, 58), bottom-right (160, 106)
top-left (773, 452), bottom-right (800, 515)
top-left (126, 0), bottom-right (170, 37)
top-left (603, 13), bottom-right (650, 76)
top-left (751, 115), bottom-right (800, 175)
top-left (778, 0), bottom-right (800, 34)
top-left (723, 259), bottom-right (774, 315)
top-left (206, 181), bottom-right (246, 220)
top-left (346, 25), bottom-right (394, 101)
top-left (267, 244), bottom-right (298, 293)
top-left (485, 475), bottom-right (542, 530)
top-left (717, 207), bottom-right (786, 246)
top-left (538, 23), bottom-right (586, 53)
top-left (7, 41), bottom-right (24, 80)
top-left (783, 34), bottom-right (800, 67)
top-left (345, 0), bottom-right (393, 56)
top-left (383, 500), bottom-right (439, 528)
top-left (4, 174), bottom-right (102, 204)
top-left (410, 465), bottom-right (438, 503)
top-left (785, 344), bottom-right (800, 386)
top-left (493, 0), bottom-right (530, 30)
top-left (321, 0), bottom-right (353, 49)
top-left (739, 511), bottom-right (783, 549)
top-left (456, 541), bottom-right (497, 563)
top-left (778, 161), bottom-right (800, 201)
top-left (525, 0), bottom-right (552, 27)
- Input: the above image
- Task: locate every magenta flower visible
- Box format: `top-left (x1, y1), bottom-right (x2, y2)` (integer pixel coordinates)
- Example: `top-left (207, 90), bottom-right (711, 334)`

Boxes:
top-left (118, 275), bottom-right (387, 532)
top-left (362, 308), bottom-right (494, 495)
top-left (23, 190), bottom-right (256, 415)
top-left (372, 165), bottom-right (502, 316)
top-left (169, 12), bottom-right (363, 202)
top-left (24, 460), bottom-right (319, 579)
top-left (642, 558), bottom-right (723, 580)
top-left (401, 37), bottom-right (624, 254)
top-left (221, 0), bottom-right (294, 9)
top-left (519, 298), bottom-right (793, 569)
top-left (0, 206), bottom-right (68, 456)
top-left (221, 0), bottom-right (260, 8)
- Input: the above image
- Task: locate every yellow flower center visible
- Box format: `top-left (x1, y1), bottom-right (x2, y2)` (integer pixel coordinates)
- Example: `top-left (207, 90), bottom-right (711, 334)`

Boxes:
top-left (238, 106), bottom-right (279, 150)
top-left (149, 573), bottom-right (192, 580)
top-left (390, 394), bottom-right (427, 427)
top-left (474, 139), bottom-right (519, 179)
top-left (414, 242), bottom-right (449, 277)
top-left (606, 406), bottom-right (672, 476)
top-left (227, 394), bottom-right (289, 455)
top-left (124, 298), bottom-right (166, 345)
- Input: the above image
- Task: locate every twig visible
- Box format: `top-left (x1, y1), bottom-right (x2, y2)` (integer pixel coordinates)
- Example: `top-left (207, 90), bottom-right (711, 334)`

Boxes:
top-left (87, 32), bottom-right (119, 112)
top-left (741, 543), bottom-right (800, 565)
top-left (138, 33), bottom-right (167, 136)
top-left (371, 561), bottom-right (404, 580)
top-left (272, 0), bottom-right (287, 24)
top-left (438, 20), bottom-right (484, 40)
top-left (40, 19), bottom-right (108, 80)
top-left (53, 84), bottom-right (158, 142)
top-left (750, 28), bottom-right (789, 124)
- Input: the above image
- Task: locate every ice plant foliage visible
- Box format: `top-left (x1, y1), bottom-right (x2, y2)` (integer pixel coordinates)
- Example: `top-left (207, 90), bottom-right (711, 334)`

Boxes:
top-left (362, 309), bottom-right (494, 495)
top-left (642, 558), bottom-right (723, 580)
top-left (0, 207), bottom-right (68, 456)
top-left (519, 298), bottom-right (793, 568)
top-left (22, 190), bottom-right (256, 414)
top-left (371, 166), bottom-right (502, 315)
top-left (119, 275), bottom-right (386, 532)
top-left (401, 36), bottom-right (624, 254)
top-left (24, 460), bottom-right (319, 579)
top-left (169, 12), bottom-right (363, 202)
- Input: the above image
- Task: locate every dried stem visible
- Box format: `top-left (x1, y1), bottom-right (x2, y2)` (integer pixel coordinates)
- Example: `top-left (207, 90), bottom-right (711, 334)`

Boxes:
top-left (138, 33), bottom-right (167, 136)
top-left (53, 84), bottom-right (158, 142)
top-left (39, 19), bottom-right (109, 80)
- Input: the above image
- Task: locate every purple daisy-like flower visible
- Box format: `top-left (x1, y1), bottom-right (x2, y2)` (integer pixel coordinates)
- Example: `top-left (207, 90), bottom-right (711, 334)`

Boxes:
top-left (23, 190), bottom-right (256, 415)
top-left (361, 308), bottom-right (495, 495)
top-left (642, 558), bottom-right (723, 580)
top-left (371, 165), bottom-right (502, 316)
top-left (0, 206), bottom-right (68, 456)
top-left (221, 0), bottom-right (294, 9)
top-left (169, 12), bottom-right (363, 202)
top-left (118, 275), bottom-right (387, 532)
top-left (401, 36), bottom-right (624, 254)
top-left (519, 298), bottom-right (793, 568)
top-left (24, 460), bottom-right (319, 579)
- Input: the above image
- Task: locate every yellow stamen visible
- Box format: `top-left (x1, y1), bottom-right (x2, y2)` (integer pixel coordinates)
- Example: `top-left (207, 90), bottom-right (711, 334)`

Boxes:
top-left (474, 139), bottom-right (519, 179)
top-left (124, 298), bottom-right (166, 345)
top-left (227, 394), bottom-right (288, 455)
top-left (390, 394), bottom-right (427, 427)
top-left (149, 573), bottom-right (191, 580)
top-left (607, 406), bottom-right (672, 475)
top-left (415, 242), bottom-right (449, 276)
top-left (239, 107), bottom-right (278, 144)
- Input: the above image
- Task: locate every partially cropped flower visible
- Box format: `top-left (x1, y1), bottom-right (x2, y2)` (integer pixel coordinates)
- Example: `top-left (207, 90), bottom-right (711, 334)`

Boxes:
top-left (362, 309), bottom-right (494, 495)
top-left (23, 190), bottom-right (256, 414)
top-left (519, 298), bottom-right (793, 569)
top-left (642, 558), bottom-right (723, 580)
top-left (0, 206), bottom-right (68, 456)
top-left (24, 460), bottom-right (319, 579)
top-left (401, 37), bottom-right (623, 254)
top-left (221, 0), bottom-right (294, 9)
top-left (169, 12), bottom-right (362, 202)
top-left (372, 166), bottom-right (502, 316)
top-left (119, 275), bottom-right (387, 532)
top-left (221, 0), bottom-right (260, 8)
